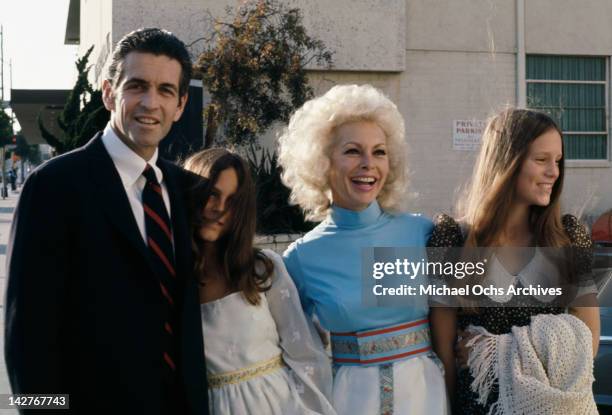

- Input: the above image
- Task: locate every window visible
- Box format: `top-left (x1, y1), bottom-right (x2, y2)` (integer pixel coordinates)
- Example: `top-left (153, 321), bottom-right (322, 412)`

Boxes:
top-left (527, 55), bottom-right (608, 160)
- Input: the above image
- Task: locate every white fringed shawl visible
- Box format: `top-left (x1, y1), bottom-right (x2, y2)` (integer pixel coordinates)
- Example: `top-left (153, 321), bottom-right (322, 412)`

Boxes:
top-left (466, 313), bottom-right (597, 415)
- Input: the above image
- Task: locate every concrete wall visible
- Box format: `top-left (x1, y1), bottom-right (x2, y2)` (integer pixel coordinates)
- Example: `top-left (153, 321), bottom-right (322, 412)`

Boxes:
top-left (112, 0), bottom-right (210, 58)
top-left (526, 0), bottom-right (612, 55)
top-left (403, 0), bottom-right (612, 221)
top-left (402, 51), bottom-right (517, 216)
top-left (169, 0), bottom-right (406, 71)
top-left (288, 0), bottom-right (405, 71)
top-left (107, 0), bottom-right (405, 71)
top-left (78, 0), bottom-right (612, 223)
top-left (80, 0), bottom-right (113, 87)
top-left (85, 0), bottom-right (212, 86)
top-left (401, 0), bottom-right (518, 216)
top-left (255, 233), bottom-right (303, 254)
top-left (405, 0), bottom-right (516, 54)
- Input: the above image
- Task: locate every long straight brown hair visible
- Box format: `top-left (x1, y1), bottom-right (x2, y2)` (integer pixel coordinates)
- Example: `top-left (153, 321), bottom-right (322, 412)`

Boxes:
top-left (184, 148), bottom-right (272, 305)
top-left (459, 108), bottom-right (570, 248)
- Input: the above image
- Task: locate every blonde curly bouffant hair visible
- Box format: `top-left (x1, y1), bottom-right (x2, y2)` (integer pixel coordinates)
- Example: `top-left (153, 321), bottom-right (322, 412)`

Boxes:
top-left (278, 84), bottom-right (409, 221)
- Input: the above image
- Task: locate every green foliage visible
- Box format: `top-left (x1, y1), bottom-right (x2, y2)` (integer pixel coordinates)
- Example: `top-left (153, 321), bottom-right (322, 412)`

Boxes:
top-left (193, 0), bottom-right (332, 234)
top-left (248, 148), bottom-right (316, 234)
top-left (194, 0), bottom-right (333, 148)
top-left (14, 134), bottom-right (41, 165)
top-left (0, 108), bottom-right (13, 146)
top-left (38, 46), bottom-right (110, 153)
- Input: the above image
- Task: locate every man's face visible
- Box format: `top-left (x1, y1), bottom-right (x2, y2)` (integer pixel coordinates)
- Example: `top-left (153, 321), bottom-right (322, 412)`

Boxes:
top-left (102, 52), bottom-right (187, 160)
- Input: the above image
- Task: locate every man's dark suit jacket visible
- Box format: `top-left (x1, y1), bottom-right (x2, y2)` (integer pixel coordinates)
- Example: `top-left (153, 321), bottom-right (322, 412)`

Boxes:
top-left (4, 133), bottom-right (209, 414)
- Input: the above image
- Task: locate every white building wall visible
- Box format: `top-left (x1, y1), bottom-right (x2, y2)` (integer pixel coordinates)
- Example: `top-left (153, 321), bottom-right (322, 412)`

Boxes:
top-left (110, 0), bottom-right (405, 72)
top-left (405, 0), bottom-right (516, 54)
top-left (404, 0), bottom-right (612, 221)
top-left (79, 0), bottom-right (113, 87)
top-left (78, 0), bottom-right (612, 222)
top-left (401, 0), bottom-right (517, 216)
top-left (112, 0), bottom-right (210, 59)
top-left (526, 0), bottom-right (612, 55)
top-left (288, 0), bottom-right (405, 71)
top-left (402, 51), bottom-right (516, 216)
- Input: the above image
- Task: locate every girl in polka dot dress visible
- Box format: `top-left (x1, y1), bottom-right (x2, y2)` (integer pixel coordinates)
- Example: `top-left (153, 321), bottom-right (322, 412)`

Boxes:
top-left (428, 109), bottom-right (600, 414)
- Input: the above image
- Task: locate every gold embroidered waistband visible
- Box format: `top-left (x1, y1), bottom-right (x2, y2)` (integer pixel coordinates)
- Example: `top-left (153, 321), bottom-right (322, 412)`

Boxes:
top-left (207, 355), bottom-right (285, 389)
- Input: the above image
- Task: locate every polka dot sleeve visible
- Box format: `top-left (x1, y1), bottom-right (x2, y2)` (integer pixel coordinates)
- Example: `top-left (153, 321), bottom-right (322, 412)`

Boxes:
top-left (427, 213), bottom-right (464, 249)
top-left (562, 215), bottom-right (597, 301)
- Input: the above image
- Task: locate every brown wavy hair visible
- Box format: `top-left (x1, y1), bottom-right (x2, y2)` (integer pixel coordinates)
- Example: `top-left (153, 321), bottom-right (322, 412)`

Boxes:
top-left (459, 108), bottom-right (570, 248)
top-left (452, 109), bottom-right (577, 309)
top-left (184, 148), bottom-right (273, 305)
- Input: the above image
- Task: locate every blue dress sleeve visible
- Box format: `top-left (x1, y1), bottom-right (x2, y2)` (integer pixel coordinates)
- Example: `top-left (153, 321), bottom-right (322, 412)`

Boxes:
top-left (408, 214), bottom-right (434, 245)
top-left (422, 217), bottom-right (434, 244)
top-left (282, 241), bottom-right (316, 316)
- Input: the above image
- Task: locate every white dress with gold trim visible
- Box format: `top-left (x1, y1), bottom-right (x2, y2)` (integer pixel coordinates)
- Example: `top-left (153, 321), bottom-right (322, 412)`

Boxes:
top-left (201, 250), bottom-right (335, 415)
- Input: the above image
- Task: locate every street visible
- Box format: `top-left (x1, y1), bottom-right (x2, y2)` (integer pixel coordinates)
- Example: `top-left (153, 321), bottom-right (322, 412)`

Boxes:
top-left (0, 191), bottom-right (19, 414)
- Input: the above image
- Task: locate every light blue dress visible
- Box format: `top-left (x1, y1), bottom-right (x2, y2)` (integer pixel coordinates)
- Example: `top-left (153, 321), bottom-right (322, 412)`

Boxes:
top-left (283, 201), bottom-right (448, 415)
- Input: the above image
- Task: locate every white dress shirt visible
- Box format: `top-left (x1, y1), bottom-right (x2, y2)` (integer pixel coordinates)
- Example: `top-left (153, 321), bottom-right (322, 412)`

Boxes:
top-left (101, 123), bottom-right (172, 243)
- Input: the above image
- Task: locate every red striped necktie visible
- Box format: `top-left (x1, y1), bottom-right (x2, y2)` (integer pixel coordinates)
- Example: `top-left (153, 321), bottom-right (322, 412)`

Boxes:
top-left (142, 164), bottom-right (178, 381)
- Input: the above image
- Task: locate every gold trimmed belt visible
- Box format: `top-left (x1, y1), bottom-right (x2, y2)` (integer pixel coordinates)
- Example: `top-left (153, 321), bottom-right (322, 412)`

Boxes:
top-left (331, 318), bottom-right (432, 415)
top-left (330, 318), bottom-right (431, 366)
top-left (207, 354), bottom-right (285, 389)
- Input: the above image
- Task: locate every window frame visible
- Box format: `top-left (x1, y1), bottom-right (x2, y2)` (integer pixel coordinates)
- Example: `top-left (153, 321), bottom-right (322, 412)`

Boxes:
top-left (525, 55), bottom-right (611, 164)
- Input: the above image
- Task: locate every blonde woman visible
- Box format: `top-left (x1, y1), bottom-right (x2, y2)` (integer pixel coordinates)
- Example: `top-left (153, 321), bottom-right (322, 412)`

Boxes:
top-left (280, 84), bottom-right (448, 414)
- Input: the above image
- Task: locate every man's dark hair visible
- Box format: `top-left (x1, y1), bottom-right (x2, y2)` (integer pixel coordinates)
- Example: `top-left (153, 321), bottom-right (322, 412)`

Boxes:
top-left (106, 28), bottom-right (192, 97)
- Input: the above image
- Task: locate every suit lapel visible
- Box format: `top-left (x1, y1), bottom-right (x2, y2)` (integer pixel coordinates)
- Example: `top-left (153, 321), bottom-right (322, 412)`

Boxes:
top-left (84, 134), bottom-right (157, 275)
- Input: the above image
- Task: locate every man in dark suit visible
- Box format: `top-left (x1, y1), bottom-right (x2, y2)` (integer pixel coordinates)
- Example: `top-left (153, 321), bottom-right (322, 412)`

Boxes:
top-left (5, 28), bottom-right (208, 414)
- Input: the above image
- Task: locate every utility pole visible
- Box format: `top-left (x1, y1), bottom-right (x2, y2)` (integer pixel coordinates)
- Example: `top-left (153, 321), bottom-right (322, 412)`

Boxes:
top-left (1, 25), bottom-right (4, 102)
top-left (0, 25), bottom-right (7, 199)
top-left (9, 59), bottom-right (22, 185)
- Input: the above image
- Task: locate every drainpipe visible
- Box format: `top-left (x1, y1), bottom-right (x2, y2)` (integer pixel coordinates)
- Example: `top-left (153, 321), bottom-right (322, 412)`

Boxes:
top-left (517, 0), bottom-right (526, 108)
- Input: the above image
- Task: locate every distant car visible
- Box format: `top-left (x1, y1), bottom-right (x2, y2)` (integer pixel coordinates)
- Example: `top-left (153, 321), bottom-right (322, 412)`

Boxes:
top-left (593, 211), bottom-right (612, 244)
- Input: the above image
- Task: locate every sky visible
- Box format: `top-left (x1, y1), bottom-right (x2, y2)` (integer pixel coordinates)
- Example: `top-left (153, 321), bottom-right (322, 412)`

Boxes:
top-left (0, 0), bottom-right (78, 100)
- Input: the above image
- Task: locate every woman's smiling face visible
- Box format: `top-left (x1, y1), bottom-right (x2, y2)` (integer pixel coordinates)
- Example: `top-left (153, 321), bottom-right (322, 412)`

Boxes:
top-left (328, 120), bottom-right (389, 211)
top-left (514, 128), bottom-right (562, 208)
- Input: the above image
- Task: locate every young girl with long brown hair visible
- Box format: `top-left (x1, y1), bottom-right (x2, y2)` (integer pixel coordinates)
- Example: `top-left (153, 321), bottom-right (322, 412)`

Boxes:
top-left (429, 108), bottom-right (600, 414)
top-left (184, 148), bottom-right (334, 414)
